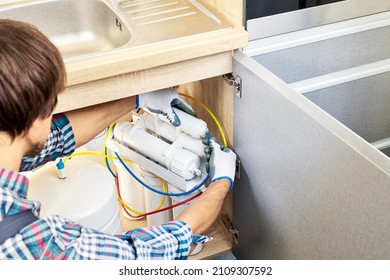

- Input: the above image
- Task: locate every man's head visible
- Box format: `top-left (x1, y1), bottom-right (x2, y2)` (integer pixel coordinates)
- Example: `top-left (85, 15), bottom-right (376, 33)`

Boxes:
top-left (0, 19), bottom-right (66, 145)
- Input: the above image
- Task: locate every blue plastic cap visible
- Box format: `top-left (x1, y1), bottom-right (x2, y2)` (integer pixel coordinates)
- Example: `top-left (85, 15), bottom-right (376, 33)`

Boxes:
top-left (56, 159), bottom-right (65, 170)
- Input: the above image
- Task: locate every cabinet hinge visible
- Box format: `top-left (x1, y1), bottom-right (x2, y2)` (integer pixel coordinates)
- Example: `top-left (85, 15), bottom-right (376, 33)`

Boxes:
top-left (235, 158), bottom-right (241, 180)
top-left (221, 214), bottom-right (240, 245)
top-left (223, 73), bottom-right (242, 98)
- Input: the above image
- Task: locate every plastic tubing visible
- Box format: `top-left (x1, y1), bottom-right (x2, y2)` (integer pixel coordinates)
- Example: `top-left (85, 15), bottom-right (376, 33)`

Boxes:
top-left (116, 173), bottom-right (203, 219)
top-left (63, 151), bottom-right (132, 164)
top-left (114, 151), bottom-right (208, 197)
top-left (115, 173), bottom-right (167, 216)
top-left (62, 150), bottom-right (130, 178)
top-left (104, 123), bottom-right (116, 177)
top-left (62, 150), bottom-right (168, 214)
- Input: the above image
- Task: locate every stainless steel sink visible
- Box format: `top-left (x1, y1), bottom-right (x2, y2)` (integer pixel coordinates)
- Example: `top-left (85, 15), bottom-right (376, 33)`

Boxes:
top-left (0, 0), bottom-right (232, 62)
top-left (0, 0), bottom-right (132, 60)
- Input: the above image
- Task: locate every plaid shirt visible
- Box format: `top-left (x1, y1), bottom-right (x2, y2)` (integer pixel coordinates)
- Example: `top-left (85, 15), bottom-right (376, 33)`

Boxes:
top-left (0, 113), bottom-right (209, 260)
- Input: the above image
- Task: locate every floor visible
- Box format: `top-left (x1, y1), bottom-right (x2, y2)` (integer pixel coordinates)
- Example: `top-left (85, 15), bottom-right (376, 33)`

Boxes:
top-left (212, 251), bottom-right (237, 260)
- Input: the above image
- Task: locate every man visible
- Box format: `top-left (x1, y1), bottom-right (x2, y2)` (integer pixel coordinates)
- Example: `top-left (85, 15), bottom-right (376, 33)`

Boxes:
top-left (0, 19), bottom-right (236, 259)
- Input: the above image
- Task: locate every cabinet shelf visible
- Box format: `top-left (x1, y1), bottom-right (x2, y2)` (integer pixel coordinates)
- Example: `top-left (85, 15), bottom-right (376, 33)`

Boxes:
top-left (120, 211), bottom-right (232, 260)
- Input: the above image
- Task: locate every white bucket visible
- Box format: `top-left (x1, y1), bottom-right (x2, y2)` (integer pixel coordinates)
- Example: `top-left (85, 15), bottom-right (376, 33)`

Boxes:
top-left (27, 158), bottom-right (122, 235)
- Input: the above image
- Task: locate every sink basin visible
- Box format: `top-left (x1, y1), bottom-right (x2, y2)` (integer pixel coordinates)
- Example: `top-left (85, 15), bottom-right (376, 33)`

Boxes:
top-left (0, 0), bottom-right (132, 60)
top-left (0, 0), bottom-right (232, 62)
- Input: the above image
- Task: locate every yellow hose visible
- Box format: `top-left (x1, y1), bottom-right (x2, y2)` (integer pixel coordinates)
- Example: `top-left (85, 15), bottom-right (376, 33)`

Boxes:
top-left (179, 93), bottom-right (228, 146)
top-left (62, 151), bottom-right (132, 164)
top-left (117, 178), bottom-right (167, 215)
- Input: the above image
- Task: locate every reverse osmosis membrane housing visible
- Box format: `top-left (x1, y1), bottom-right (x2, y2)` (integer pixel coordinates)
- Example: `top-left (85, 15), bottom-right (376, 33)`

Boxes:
top-left (27, 158), bottom-right (122, 235)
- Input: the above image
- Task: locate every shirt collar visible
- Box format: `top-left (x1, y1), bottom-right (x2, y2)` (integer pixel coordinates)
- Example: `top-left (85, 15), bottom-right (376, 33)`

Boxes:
top-left (0, 167), bottom-right (29, 199)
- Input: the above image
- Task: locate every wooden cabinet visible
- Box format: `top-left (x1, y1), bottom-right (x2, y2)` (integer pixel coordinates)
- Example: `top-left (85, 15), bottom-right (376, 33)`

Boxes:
top-left (56, 0), bottom-right (390, 259)
top-left (54, 0), bottom-right (246, 260)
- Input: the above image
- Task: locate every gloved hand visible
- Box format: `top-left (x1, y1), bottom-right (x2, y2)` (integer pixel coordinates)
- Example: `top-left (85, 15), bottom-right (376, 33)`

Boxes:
top-left (136, 88), bottom-right (195, 127)
top-left (204, 138), bottom-right (237, 191)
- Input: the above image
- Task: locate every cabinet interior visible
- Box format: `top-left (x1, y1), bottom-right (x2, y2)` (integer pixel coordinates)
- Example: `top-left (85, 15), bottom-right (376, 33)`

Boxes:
top-left (248, 15), bottom-right (390, 158)
top-left (252, 25), bottom-right (390, 84)
top-left (303, 72), bottom-right (390, 148)
top-left (116, 77), bottom-right (235, 260)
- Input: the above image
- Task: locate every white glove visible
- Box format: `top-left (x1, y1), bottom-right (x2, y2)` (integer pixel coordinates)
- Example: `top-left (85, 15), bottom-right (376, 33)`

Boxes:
top-left (136, 88), bottom-right (195, 127)
top-left (204, 138), bottom-right (237, 191)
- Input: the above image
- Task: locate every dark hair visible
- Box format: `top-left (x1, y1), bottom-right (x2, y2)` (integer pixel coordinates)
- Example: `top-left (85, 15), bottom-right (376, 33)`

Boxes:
top-left (0, 19), bottom-right (66, 139)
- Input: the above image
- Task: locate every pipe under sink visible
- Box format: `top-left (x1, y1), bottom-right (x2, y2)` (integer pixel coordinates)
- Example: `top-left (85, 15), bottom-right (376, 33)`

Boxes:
top-left (0, 0), bottom-right (232, 62)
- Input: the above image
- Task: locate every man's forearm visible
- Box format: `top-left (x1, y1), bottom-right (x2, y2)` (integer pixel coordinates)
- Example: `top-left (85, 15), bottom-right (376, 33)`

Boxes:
top-left (64, 96), bottom-right (136, 148)
top-left (177, 179), bottom-right (231, 235)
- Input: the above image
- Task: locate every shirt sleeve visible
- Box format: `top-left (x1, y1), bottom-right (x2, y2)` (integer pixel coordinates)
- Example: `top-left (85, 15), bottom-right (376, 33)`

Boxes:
top-left (119, 220), bottom-right (195, 260)
top-left (20, 113), bottom-right (76, 172)
top-left (1, 217), bottom-right (207, 260)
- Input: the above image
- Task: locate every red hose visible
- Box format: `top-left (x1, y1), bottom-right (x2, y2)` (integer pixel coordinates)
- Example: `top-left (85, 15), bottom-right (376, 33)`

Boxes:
top-left (115, 172), bottom-right (203, 219)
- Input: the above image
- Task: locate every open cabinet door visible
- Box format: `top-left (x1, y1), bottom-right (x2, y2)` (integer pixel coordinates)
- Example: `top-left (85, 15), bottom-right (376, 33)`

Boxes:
top-left (231, 50), bottom-right (390, 259)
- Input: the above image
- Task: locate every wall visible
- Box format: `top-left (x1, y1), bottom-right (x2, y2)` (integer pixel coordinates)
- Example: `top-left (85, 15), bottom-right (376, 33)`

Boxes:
top-left (0, 0), bottom-right (26, 5)
top-left (246, 0), bottom-right (344, 20)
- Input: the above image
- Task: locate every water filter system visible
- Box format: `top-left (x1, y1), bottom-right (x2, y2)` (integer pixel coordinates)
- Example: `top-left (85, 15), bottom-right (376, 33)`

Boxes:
top-left (107, 109), bottom-right (210, 255)
top-left (108, 108), bottom-right (210, 190)
top-left (106, 109), bottom-right (210, 226)
top-left (25, 105), bottom-right (213, 255)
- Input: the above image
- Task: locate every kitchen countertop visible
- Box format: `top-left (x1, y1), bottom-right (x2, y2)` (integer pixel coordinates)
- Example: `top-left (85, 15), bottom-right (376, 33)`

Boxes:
top-left (1, 0), bottom-right (247, 88)
top-left (1, 0), bottom-right (247, 112)
top-left (65, 26), bottom-right (248, 87)
top-left (55, 23), bottom-right (247, 113)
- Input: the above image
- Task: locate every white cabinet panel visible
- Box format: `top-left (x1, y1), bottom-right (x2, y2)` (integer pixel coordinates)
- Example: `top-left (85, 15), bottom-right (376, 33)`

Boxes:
top-left (232, 11), bottom-right (390, 259)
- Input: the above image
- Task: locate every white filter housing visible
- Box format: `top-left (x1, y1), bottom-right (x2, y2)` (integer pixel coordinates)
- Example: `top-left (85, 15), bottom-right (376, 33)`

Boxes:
top-left (27, 159), bottom-right (122, 235)
top-left (172, 108), bottom-right (208, 139)
top-left (114, 159), bottom-right (146, 220)
top-left (113, 121), bottom-right (201, 180)
top-left (140, 169), bottom-right (172, 227)
top-left (144, 107), bottom-right (208, 139)
top-left (141, 113), bottom-right (205, 158)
